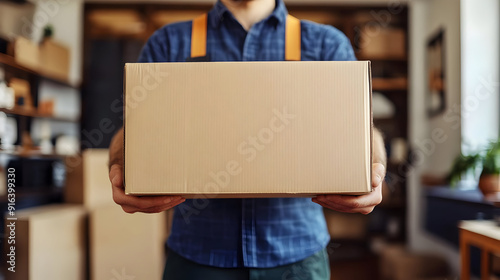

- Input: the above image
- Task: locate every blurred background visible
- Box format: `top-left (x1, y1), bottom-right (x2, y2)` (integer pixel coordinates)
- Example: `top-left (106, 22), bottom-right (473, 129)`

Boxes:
top-left (0, 0), bottom-right (498, 279)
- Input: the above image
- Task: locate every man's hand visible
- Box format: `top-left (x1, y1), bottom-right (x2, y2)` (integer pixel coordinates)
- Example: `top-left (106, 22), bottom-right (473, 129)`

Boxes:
top-left (108, 127), bottom-right (185, 214)
top-left (312, 163), bottom-right (385, 214)
top-left (109, 164), bottom-right (186, 214)
top-left (313, 127), bottom-right (388, 214)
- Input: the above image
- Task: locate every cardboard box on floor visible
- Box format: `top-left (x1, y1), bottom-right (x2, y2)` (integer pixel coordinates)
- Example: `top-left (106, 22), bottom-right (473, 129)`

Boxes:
top-left (65, 149), bottom-right (114, 209)
top-left (89, 205), bottom-right (167, 280)
top-left (63, 149), bottom-right (169, 280)
top-left (124, 61), bottom-right (372, 197)
top-left (4, 204), bottom-right (87, 280)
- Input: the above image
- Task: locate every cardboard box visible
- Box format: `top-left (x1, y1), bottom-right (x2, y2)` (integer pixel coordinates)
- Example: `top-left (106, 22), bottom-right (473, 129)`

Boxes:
top-left (4, 204), bottom-right (87, 280)
top-left (10, 37), bottom-right (40, 70)
top-left (9, 37), bottom-right (70, 82)
top-left (124, 61), bottom-right (372, 197)
top-left (65, 149), bottom-right (114, 209)
top-left (39, 39), bottom-right (70, 81)
top-left (358, 27), bottom-right (406, 59)
top-left (378, 244), bottom-right (450, 280)
top-left (89, 205), bottom-right (166, 280)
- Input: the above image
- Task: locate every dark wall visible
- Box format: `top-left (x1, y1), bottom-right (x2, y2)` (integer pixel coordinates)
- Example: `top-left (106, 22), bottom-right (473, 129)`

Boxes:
top-left (81, 39), bottom-right (143, 149)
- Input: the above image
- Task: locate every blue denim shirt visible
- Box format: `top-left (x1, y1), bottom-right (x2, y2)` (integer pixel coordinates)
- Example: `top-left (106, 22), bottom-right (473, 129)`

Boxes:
top-left (138, 0), bottom-right (356, 268)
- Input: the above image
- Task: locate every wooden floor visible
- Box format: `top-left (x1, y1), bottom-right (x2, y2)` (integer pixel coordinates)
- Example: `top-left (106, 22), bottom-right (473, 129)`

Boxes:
top-left (330, 255), bottom-right (379, 280)
top-left (327, 240), bottom-right (380, 280)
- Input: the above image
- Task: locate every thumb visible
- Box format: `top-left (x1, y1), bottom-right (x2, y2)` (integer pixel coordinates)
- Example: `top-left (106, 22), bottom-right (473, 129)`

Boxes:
top-left (372, 163), bottom-right (385, 187)
top-left (109, 164), bottom-right (123, 188)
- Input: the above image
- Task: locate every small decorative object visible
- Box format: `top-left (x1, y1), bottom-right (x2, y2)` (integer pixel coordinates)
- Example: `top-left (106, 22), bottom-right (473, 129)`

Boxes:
top-left (426, 29), bottom-right (446, 117)
top-left (4, 87), bottom-right (14, 109)
top-left (372, 92), bottom-right (395, 119)
top-left (55, 135), bottom-right (79, 156)
top-left (390, 138), bottom-right (407, 164)
top-left (0, 112), bottom-right (5, 148)
top-left (448, 139), bottom-right (500, 198)
top-left (479, 175), bottom-right (500, 198)
top-left (479, 142), bottom-right (500, 197)
top-left (39, 120), bottom-right (53, 154)
top-left (0, 164), bottom-right (6, 196)
top-left (9, 77), bottom-right (33, 111)
top-left (52, 161), bottom-right (66, 188)
top-left (0, 68), bottom-right (14, 110)
top-left (21, 131), bottom-right (34, 153)
top-left (17, 96), bottom-right (24, 106)
top-left (43, 25), bottom-right (54, 40)
top-left (3, 117), bottom-right (16, 150)
top-left (0, 82), bottom-right (7, 108)
top-left (38, 99), bottom-right (55, 116)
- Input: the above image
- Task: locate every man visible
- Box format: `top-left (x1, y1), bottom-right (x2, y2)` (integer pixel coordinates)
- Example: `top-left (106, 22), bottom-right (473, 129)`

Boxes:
top-left (108, 0), bottom-right (386, 279)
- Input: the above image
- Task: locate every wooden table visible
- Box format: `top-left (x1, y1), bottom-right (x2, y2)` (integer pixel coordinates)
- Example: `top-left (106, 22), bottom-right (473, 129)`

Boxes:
top-left (459, 220), bottom-right (500, 280)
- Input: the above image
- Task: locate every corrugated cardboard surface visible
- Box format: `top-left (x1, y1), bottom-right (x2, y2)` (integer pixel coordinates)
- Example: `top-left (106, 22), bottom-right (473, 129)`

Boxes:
top-left (39, 39), bottom-right (70, 81)
top-left (124, 61), bottom-right (372, 197)
top-left (12, 37), bottom-right (40, 70)
top-left (89, 205), bottom-right (166, 280)
top-left (5, 204), bottom-right (87, 280)
top-left (65, 149), bottom-right (114, 209)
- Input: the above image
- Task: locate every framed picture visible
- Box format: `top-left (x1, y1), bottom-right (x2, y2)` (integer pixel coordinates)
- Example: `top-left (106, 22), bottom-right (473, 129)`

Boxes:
top-left (426, 29), bottom-right (446, 117)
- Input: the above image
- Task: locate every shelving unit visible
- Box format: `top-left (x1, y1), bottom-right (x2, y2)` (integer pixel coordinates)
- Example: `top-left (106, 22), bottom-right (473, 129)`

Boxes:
top-left (0, 148), bottom-right (68, 159)
top-left (0, 107), bottom-right (79, 122)
top-left (358, 55), bottom-right (407, 61)
top-left (0, 187), bottom-right (63, 208)
top-left (372, 77), bottom-right (408, 91)
top-left (0, 53), bottom-right (77, 88)
top-left (285, 3), bottom-right (410, 242)
top-left (0, 48), bottom-right (80, 210)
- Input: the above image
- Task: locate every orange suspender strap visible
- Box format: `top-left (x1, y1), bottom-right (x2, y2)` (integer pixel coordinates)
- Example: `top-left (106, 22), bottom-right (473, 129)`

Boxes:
top-left (285, 15), bottom-right (301, 61)
top-left (191, 13), bottom-right (208, 58)
top-left (190, 13), bottom-right (301, 61)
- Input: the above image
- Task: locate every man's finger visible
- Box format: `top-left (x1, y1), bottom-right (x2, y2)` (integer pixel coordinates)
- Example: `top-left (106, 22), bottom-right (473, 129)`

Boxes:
top-left (315, 189), bottom-right (382, 210)
top-left (121, 205), bottom-right (138, 214)
top-left (312, 198), bottom-right (374, 214)
top-left (142, 199), bottom-right (186, 213)
top-left (313, 199), bottom-right (374, 214)
top-left (109, 164), bottom-right (123, 189)
top-left (312, 198), bottom-right (350, 212)
top-left (372, 163), bottom-right (386, 187)
top-left (121, 198), bottom-right (186, 214)
top-left (112, 183), bottom-right (183, 209)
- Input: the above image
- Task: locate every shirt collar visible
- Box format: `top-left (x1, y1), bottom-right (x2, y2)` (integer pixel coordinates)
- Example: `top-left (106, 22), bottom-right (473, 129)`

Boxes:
top-left (209, 0), bottom-right (288, 29)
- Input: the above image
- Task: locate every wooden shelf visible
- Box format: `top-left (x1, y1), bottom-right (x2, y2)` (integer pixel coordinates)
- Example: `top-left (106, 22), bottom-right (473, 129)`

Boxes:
top-left (0, 53), bottom-right (77, 88)
top-left (372, 78), bottom-right (408, 91)
top-left (373, 117), bottom-right (395, 122)
top-left (0, 148), bottom-right (69, 159)
top-left (0, 107), bottom-right (79, 122)
top-left (358, 55), bottom-right (407, 62)
top-left (0, 187), bottom-right (63, 205)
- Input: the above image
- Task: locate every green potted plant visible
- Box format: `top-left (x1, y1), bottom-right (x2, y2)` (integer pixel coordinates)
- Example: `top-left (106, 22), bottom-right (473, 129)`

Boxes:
top-left (448, 139), bottom-right (500, 197)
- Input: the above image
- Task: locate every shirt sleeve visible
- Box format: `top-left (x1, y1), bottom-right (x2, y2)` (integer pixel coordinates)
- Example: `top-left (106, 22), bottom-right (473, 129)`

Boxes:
top-left (137, 28), bottom-right (169, 63)
top-left (320, 26), bottom-right (357, 61)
